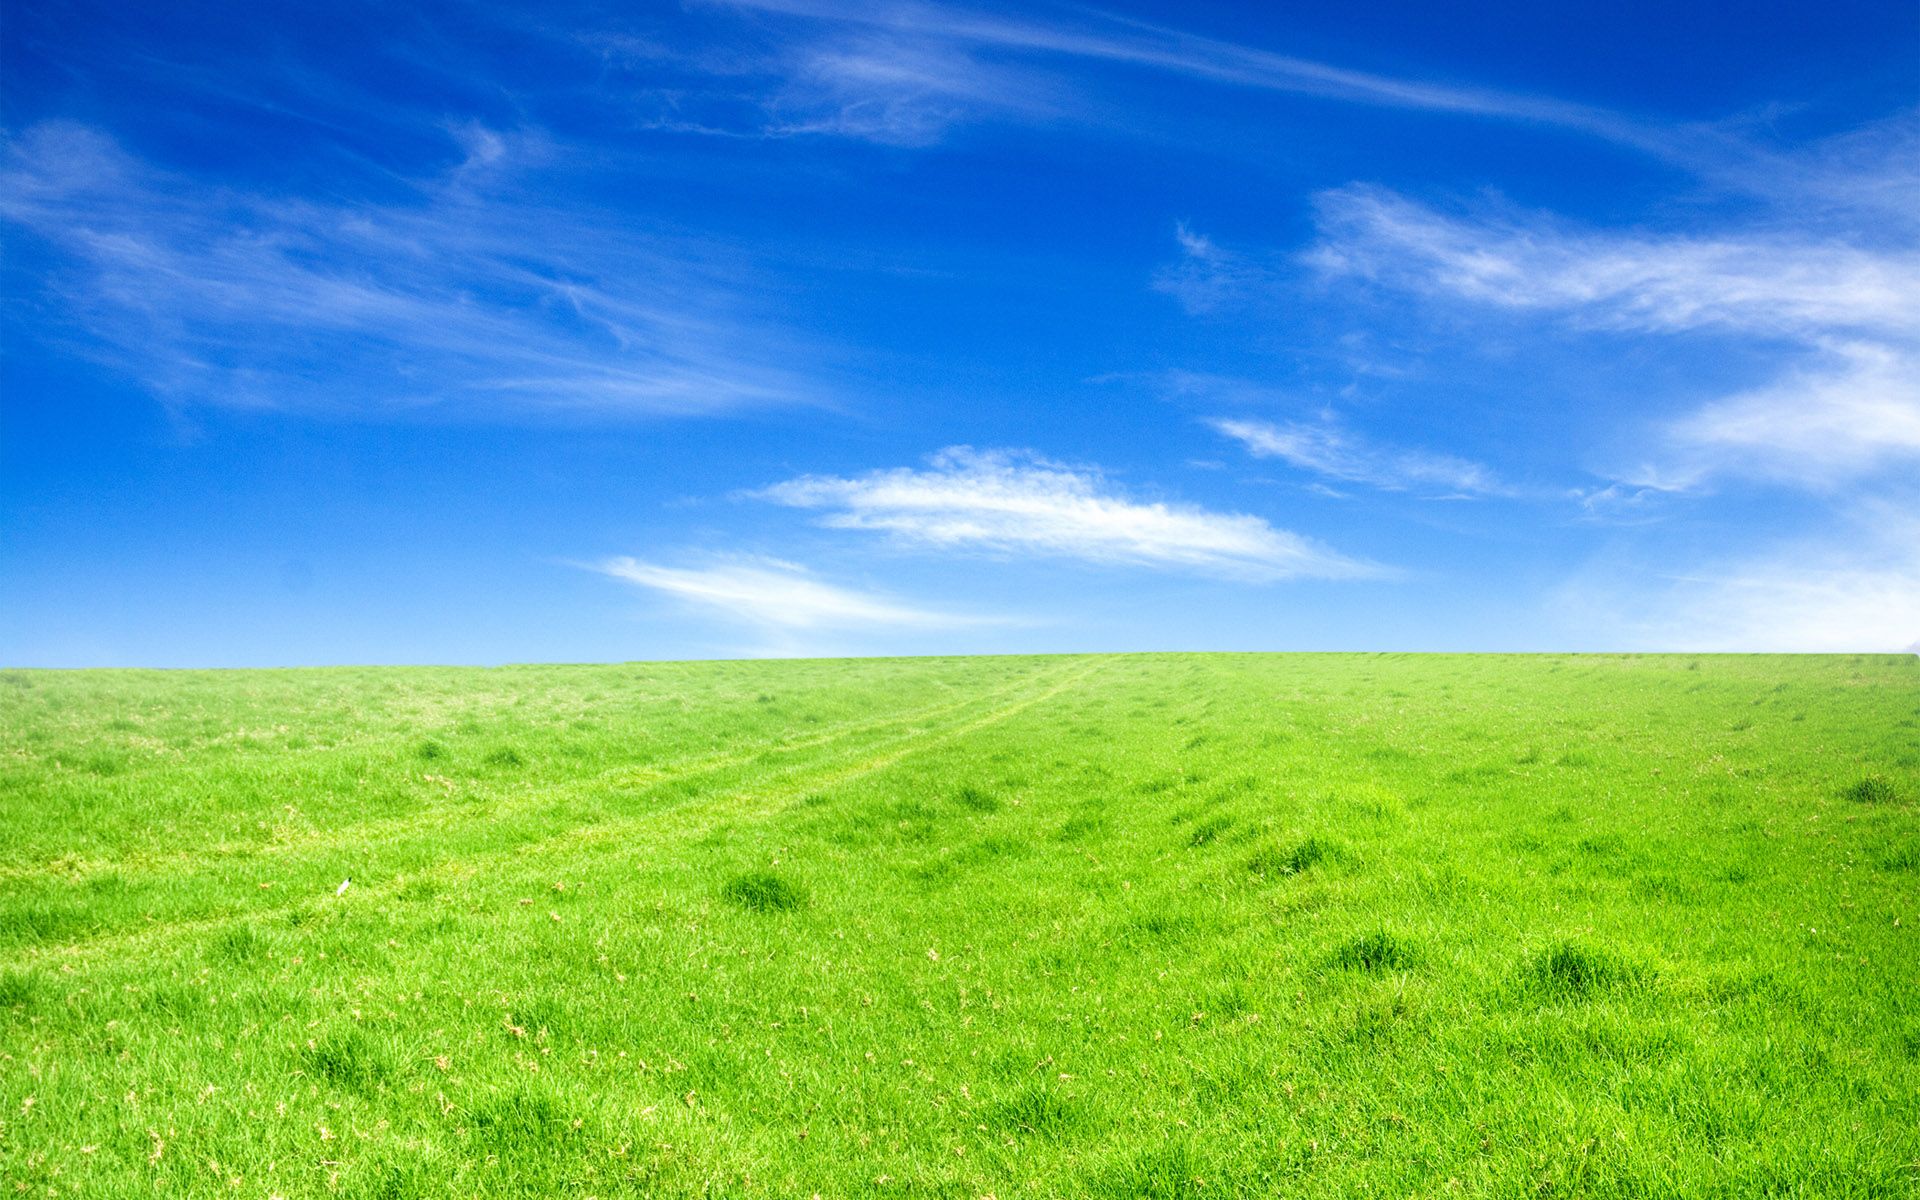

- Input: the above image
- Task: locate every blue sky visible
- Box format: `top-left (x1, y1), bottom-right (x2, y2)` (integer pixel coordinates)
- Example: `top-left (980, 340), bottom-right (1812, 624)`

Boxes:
top-left (3, 0), bottom-right (1917, 665)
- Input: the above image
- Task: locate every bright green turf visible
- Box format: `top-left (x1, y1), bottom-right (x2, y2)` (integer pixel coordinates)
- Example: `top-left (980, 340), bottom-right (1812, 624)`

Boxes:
top-left (2, 653), bottom-right (1916, 1197)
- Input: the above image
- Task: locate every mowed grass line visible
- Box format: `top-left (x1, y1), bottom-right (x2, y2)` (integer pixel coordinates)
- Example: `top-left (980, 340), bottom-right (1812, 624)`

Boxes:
top-left (0, 657), bottom-right (1114, 962)
top-left (1, 653), bottom-right (1916, 1198)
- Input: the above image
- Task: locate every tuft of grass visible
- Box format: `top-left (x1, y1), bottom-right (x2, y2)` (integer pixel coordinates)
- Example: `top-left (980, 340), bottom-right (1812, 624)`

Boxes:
top-left (720, 869), bottom-right (807, 913)
top-left (211, 924), bottom-right (265, 963)
top-left (1873, 842), bottom-right (1919, 873)
top-left (1248, 835), bottom-right (1335, 877)
top-left (397, 876), bottom-right (442, 901)
top-left (1054, 811), bottom-right (1105, 841)
top-left (362, 1163), bottom-right (432, 1200)
top-left (468, 1088), bottom-right (572, 1153)
top-left (142, 982), bottom-right (200, 1017)
top-left (1100, 1141), bottom-right (1208, 1199)
top-left (1123, 910), bottom-right (1192, 945)
top-left (303, 1029), bottom-right (390, 1091)
top-left (954, 783), bottom-right (1001, 813)
top-left (415, 738), bottom-right (450, 762)
top-left (1332, 930), bottom-right (1416, 972)
top-left (984, 1085), bottom-right (1083, 1138)
top-left (1846, 774), bottom-right (1899, 804)
top-left (0, 968), bottom-right (39, 1013)
top-left (483, 745), bottom-right (526, 767)
top-left (1188, 815), bottom-right (1234, 847)
top-left (1529, 940), bottom-right (1641, 1000)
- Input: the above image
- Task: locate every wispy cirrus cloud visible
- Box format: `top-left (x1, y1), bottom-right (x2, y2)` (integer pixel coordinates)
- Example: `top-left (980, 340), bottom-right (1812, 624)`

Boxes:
top-left (609, 19), bottom-right (1060, 145)
top-left (1285, 121), bottom-right (1920, 491)
top-left (1703, 107), bottom-right (1920, 233)
top-left (0, 121), bottom-right (811, 417)
top-left (1659, 341), bottom-right (1920, 489)
top-left (1152, 224), bottom-right (1283, 315)
top-left (698, 0), bottom-right (1681, 154)
top-left (1209, 416), bottom-right (1511, 498)
top-left (592, 555), bottom-right (991, 630)
top-left (754, 27), bottom-right (1064, 144)
top-left (758, 446), bottom-right (1385, 580)
top-left (1305, 183), bottom-right (1920, 341)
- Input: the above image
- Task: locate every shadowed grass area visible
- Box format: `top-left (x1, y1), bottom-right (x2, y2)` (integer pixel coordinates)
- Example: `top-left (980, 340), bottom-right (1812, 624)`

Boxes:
top-left (0, 968), bottom-right (37, 1012)
top-left (1247, 834), bottom-right (1337, 877)
top-left (304, 1028), bottom-right (393, 1092)
top-left (983, 1084), bottom-right (1085, 1138)
top-left (1848, 773), bottom-right (1900, 804)
top-left (1527, 939), bottom-right (1644, 1000)
top-left (1, 652), bottom-right (1916, 1196)
top-left (1332, 929), bottom-right (1417, 972)
top-left (720, 869), bottom-right (807, 913)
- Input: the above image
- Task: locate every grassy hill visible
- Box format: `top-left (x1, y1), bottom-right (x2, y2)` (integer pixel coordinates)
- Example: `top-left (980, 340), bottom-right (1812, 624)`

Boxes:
top-left (2, 653), bottom-right (1916, 1196)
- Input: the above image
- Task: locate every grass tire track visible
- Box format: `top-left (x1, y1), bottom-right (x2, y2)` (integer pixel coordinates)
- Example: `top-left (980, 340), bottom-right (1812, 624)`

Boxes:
top-left (6, 657), bottom-right (1112, 964)
top-left (0, 660), bottom-right (1075, 887)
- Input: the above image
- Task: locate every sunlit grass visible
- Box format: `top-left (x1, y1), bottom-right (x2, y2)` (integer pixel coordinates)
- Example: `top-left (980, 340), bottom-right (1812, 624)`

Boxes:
top-left (1, 653), bottom-right (1916, 1196)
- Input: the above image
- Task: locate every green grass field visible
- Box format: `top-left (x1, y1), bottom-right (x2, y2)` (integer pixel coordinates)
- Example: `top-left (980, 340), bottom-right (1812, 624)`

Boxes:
top-left (2, 653), bottom-right (1917, 1197)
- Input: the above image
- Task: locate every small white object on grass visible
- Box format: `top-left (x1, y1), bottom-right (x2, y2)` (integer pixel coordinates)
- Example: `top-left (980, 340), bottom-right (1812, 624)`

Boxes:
top-left (336, 878), bottom-right (351, 896)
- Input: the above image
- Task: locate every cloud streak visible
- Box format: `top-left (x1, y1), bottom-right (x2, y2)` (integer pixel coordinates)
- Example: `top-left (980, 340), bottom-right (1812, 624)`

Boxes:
top-left (0, 121), bottom-right (811, 417)
top-left (1152, 224), bottom-right (1283, 315)
top-left (704, 0), bottom-right (1679, 153)
top-left (593, 555), bottom-right (989, 630)
top-left (1307, 184), bottom-right (1920, 341)
top-left (1661, 342), bottom-right (1920, 488)
top-left (1296, 142), bottom-right (1920, 490)
top-left (760, 446), bottom-right (1384, 580)
top-left (1210, 416), bottom-right (1511, 498)
top-left (760, 29), bottom-right (1061, 144)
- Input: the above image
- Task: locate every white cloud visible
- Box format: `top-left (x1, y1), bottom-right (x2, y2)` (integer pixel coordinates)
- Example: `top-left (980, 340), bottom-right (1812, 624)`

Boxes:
top-left (1662, 342), bottom-right (1920, 488)
top-left (1569, 482), bottom-right (1684, 525)
top-left (1210, 416), bottom-right (1510, 497)
top-left (707, 0), bottom-right (1669, 153)
top-left (1561, 504), bottom-right (1920, 652)
top-left (1153, 224), bottom-right (1282, 315)
top-left (593, 555), bottom-right (986, 629)
top-left (0, 121), bottom-right (809, 416)
top-left (1707, 108), bottom-right (1920, 234)
top-left (1306, 185), bottom-right (1920, 340)
top-left (765, 31), bottom-right (1059, 144)
top-left (605, 7), bottom-right (1062, 145)
top-left (1296, 154), bottom-right (1920, 489)
top-left (759, 446), bottom-right (1384, 580)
